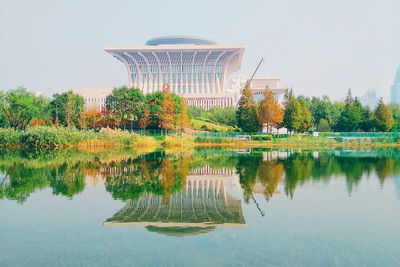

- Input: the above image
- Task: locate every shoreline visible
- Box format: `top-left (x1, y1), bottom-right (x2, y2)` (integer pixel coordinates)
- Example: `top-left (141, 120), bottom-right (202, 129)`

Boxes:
top-left (0, 126), bottom-right (399, 149)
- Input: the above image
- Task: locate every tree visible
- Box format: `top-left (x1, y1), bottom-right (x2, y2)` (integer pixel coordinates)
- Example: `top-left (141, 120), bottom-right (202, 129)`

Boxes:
top-left (0, 88), bottom-right (49, 129)
top-left (178, 100), bottom-right (191, 131)
top-left (49, 91), bottom-right (84, 127)
top-left (97, 110), bottom-right (121, 129)
top-left (159, 84), bottom-right (176, 130)
top-left (258, 89), bottom-right (283, 132)
top-left (359, 107), bottom-right (375, 132)
top-left (334, 89), bottom-right (363, 132)
top-left (374, 98), bottom-right (394, 132)
top-left (82, 108), bottom-right (101, 129)
top-left (139, 106), bottom-right (151, 130)
top-left (105, 86), bottom-right (146, 129)
top-left (236, 84), bottom-right (259, 132)
top-left (308, 96), bottom-right (341, 129)
top-left (282, 91), bottom-right (303, 132)
top-left (316, 119), bottom-right (331, 132)
top-left (299, 101), bottom-right (312, 132)
top-left (281, 91), bottom-right (312, 133)
top-left (389, 104), bottom-right (400, 130)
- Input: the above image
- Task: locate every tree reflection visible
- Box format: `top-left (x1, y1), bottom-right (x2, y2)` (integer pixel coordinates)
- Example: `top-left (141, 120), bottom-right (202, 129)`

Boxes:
top-left (104, 153), bottom-right (190, 202)
top-left (0, 148), bottom-right (399, 203)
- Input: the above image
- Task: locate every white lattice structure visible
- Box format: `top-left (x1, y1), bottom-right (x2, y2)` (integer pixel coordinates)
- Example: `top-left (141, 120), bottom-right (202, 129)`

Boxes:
top-left (104, 36), bottom-right (245, 109)
top-left (250, 77), bottom-right (287, 104)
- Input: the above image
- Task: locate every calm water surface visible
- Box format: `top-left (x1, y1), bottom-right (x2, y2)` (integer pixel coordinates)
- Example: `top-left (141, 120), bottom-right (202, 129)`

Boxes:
top-left (0, 148), bottom-right (399, 266)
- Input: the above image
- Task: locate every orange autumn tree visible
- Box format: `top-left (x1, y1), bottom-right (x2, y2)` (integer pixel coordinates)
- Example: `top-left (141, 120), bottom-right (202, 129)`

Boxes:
top-left (29, 118), bottom-right (47, 126)
top-left (82, 108), bottom-right (101, 129)
top-left (178, 100), bottom-right (191, 131)
top-left (139, 106), bottom-right (151, 130)
top-left (258, 89), bottom-right (283, 132)
top-left (159, 83), bottom-right (176, 130)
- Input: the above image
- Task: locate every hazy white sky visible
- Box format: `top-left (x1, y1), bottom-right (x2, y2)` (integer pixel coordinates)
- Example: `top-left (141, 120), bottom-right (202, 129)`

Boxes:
top-left (1, 0), bottom-right (399, 101)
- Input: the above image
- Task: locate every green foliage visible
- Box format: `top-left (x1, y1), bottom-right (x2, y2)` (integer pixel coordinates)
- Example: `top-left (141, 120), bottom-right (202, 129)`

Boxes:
top-left (307, 96), bottom-right (342, 128)
top-left (316, 119), bottom-right (331, 132)
top-left (49, 91), bottom-right (84, 127)
top-left (283, 95), bottom-right (303, 132)
top-left (104, 88), bottom-right (185, 130)
top-left (390, 104), bottom-right (400, 130)
top-left (334, 90), bottom-right (363, 132)
top-left (0, 127), bottom-right (155, 148)
top-left (1, 148), bottom-right (400, 204)
top-left (192, 119), bottom-right (235, 132)
top-left (105, 87), bottom-right (146, 129)
top-left (20, 127), bottom-right (91, 147)
top-left (299, 101), bottom-right (312, 132)
top-left (251, 135), bottom-right (272, 141)
top-left (359, 107), bottom-right (376, 132)
top-left (0, 88), bottom-right (50, 129)
top-left (236, 85), bottom-right (259, 132)
top-left (0, 128), bottom-right (23, 146)
top-left (374, 98), bottom-right (394, 132)
top-left (189, 106), bottom-right (238, 127)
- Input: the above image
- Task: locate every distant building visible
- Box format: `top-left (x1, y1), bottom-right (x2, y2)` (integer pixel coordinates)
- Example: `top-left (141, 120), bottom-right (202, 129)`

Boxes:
top-left (250, 77), bottom-right (287, 104)
top-left (359, 90), bottom-right (379, 108)
top-left (66, 88), bottom-right (113, 111)
top-left (104, 36), bottom-right (245, 109)
top-left (391, 66), bottom-right (400, 105)
top-left (229, 75), bottom-right (247, 93)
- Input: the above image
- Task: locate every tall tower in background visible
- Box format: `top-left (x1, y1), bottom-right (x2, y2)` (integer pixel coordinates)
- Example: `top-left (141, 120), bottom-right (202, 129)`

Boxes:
top-left (391, 66), bottom-right (400, 105)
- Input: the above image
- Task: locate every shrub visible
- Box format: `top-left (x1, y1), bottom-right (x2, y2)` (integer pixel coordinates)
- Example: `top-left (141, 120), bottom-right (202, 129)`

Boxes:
top-left (0, 128), bottom-right (23, 147)
top-left (251, 135), bottom-right (272, 141)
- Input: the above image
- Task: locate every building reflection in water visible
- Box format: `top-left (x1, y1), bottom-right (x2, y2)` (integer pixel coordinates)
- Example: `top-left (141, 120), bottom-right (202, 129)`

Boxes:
top-left (104, 166), bottom-right (246, 236)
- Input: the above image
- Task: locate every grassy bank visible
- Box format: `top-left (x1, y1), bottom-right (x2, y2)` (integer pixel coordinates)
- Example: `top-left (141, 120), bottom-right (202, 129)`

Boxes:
top-left (0, 127), bottom-right (161, 149)
top-left (0, 127), bottom-right (399, 149)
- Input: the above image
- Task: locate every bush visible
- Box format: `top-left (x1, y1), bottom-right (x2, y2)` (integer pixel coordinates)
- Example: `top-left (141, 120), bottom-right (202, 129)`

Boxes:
top-left (317, 119), bottom-right (331, 132)
top-left (251, 135), bottom-right (272, 141)
top-left (21, 127), bottom-right (93, 147)
top-left (0, 128), bottom-right (23, 147)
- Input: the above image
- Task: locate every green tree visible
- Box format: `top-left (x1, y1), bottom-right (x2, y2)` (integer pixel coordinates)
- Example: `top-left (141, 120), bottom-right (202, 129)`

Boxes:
top-left (299, 101), bottom-right (312, 132)
top-left (334, 89), bottom-right (363, 132)
top-left (236, 84), bottom-right (259, 132)
top-left (389, 104), bottom-right (400, 130)
top-left (105, 86), bottom-right (146, 129)
top-left (359, 107), bottom-right (375, 132)
top-left (308, 96), bottom-right (341, 129)
top-left (282, 91), bottom-right (303, 132)
top-left (316, 118), bottom-right (331, 132)
top-left (374, 98), bottom-right (394, 132)
top-left (0, 88), bottom-right (49, 129)
top-left (49, 91), bottom-right (84, 127)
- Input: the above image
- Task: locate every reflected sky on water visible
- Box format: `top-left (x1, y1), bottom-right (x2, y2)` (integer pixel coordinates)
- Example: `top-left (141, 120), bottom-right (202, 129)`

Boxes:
top-left (0, 148), bottom-right (399, 266)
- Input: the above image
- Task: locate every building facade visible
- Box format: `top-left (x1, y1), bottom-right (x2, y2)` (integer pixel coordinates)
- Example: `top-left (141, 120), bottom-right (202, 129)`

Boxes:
top-left (359, 90), bottom-right (379, 108)
top-left (66, 87), bottom-right (113, 111)
top-left (250, 77), bottom-right (287, 103)
top-left (391, 66), bottom-right (400, 105)
top-left (104, 36), bottom-right (245, 109)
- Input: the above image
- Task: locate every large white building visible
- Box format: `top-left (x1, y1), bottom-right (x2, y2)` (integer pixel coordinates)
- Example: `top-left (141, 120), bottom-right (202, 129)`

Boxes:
top-left (104, 36), bottom-right (245, 109)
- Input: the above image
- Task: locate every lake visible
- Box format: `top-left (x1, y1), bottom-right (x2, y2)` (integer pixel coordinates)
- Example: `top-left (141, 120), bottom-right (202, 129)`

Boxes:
top-left (0, 148), bottom-right (399, 266)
